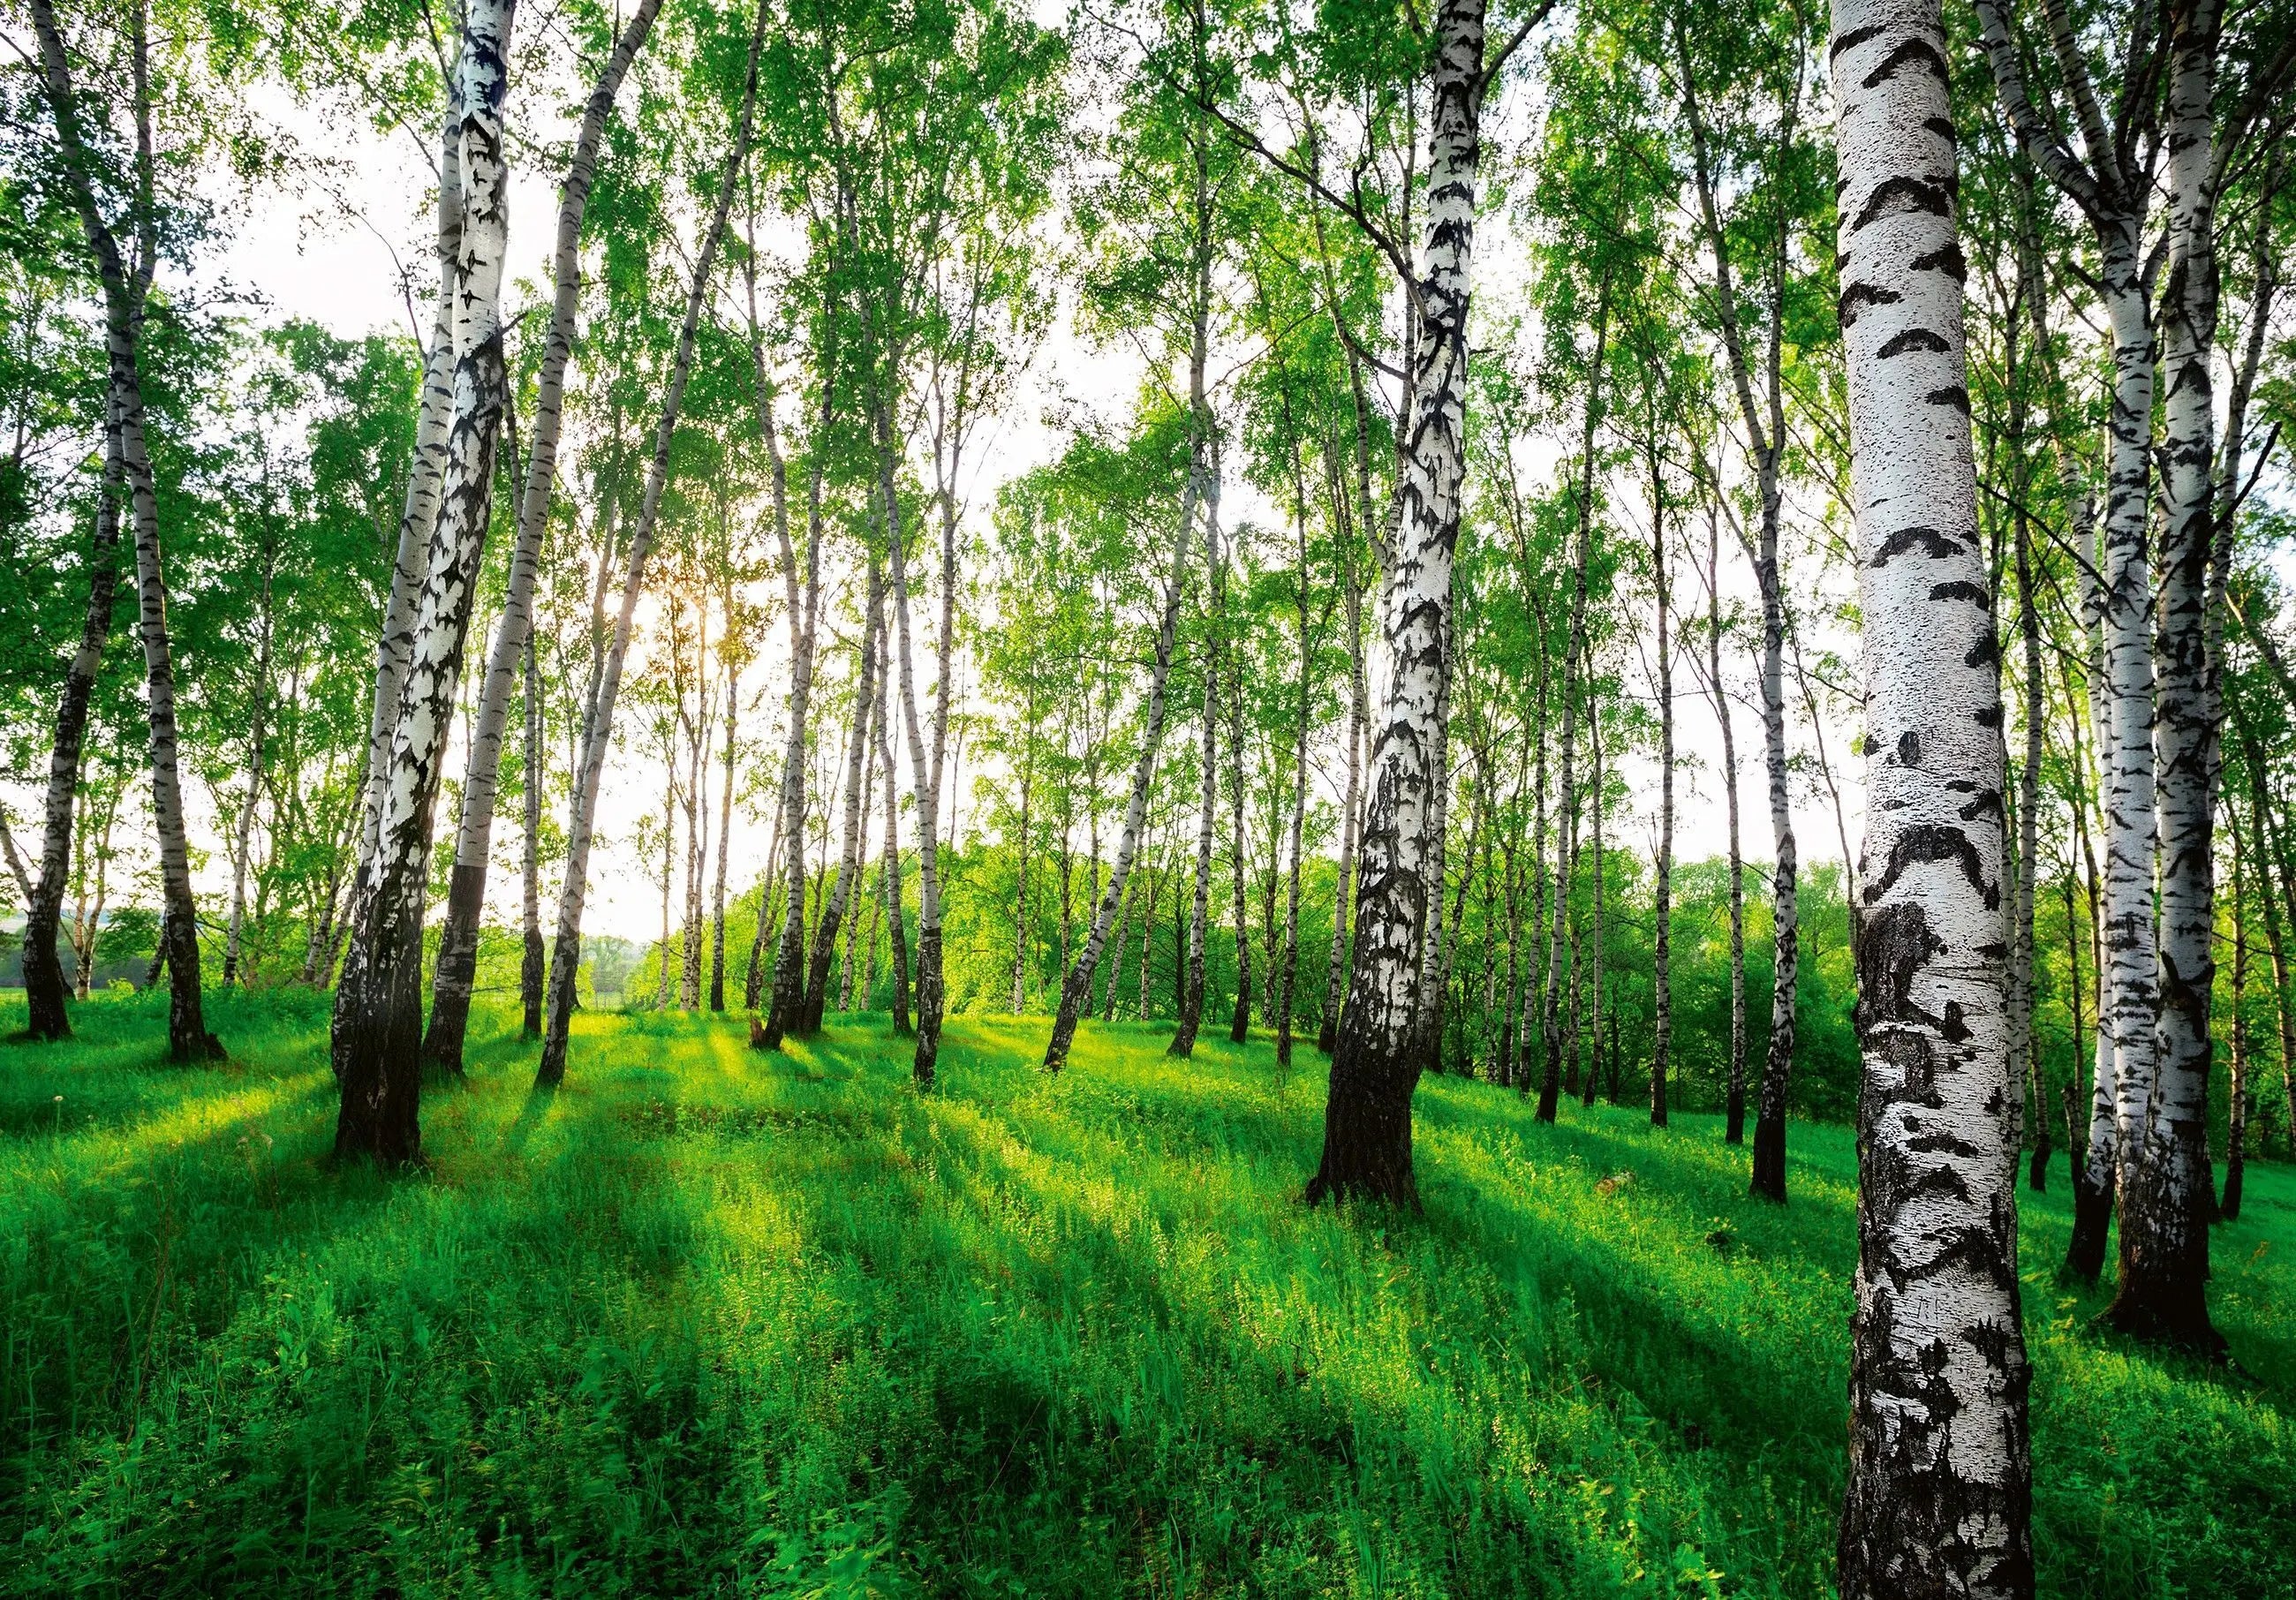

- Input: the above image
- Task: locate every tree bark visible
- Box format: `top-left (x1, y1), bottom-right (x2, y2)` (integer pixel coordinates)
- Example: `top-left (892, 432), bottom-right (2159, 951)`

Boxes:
top-left (223, 532), bottom-right (277, 987)
top-left (2221, 805), bottom-right (2248, 1220)
top-left (335, 0), bottom-right (520, 1151)
top-left (536, 9), bottom-right (761, 1086)
top-left (30, 0), bottom-right (217, 1061)
top-left (2111, 0), bottom-right (2220, 1349)
top-left (1651, 462), bottom-right (1672, 1125)
top-left (1307, 0), bottom-right (1483, 1207)
top-left (759, 306), bottom-right (830, 1050)
top-left (1538, 279), bottom-right (1607, 1124)
top-left (21, 398), bottom-right (125, 1039)
top-left (1832, 8), bottom-right (2034, 1589)
top-left (424, 0), bottom-right (658, 1068)
top-left (710, 634), bottom-right (738, 1012)
top-left (521, 626), bottom-right (545, 1035)
top-left (805, 556), bottom-right (883, 1031)
top-left (874, 623), bottom-right (911, 1033)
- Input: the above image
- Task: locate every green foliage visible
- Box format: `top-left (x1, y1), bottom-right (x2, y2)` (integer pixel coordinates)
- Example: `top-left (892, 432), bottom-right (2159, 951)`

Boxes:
top-left (4, 992), bottom-right (2291, 1596)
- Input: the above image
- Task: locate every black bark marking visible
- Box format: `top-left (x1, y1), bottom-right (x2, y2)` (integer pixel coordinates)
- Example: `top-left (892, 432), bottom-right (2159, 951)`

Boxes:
top-left (1939, 1000), bottom-right (1969, 1042)
top-left (1877, 328), bottom-right (1951, 357)
top-left (1957, 789), bottom-right (2004, 825)
top-left (1870, 525), bottom-right (1960, 566)
top-left (1864, 822), bottom-right (1998, 910)
top-left (1853, 177), bottom-right (1949, 231)
top-left (1857, 902), bottom-right (1945, 1037)
top-left (1896, 730), bottom-right (1921, 766)
top-left (1973, 704), bottom-right (2003, 728)
top-left (1861, 37), bottom-right (1950, 88)
top-left (1965, 630), bottom-right (1999, 668)
top-left (1910, 243), bottom-right (1969, 282)
top-left (1839, 282), bottom-right (1904, 328)
top-left (1925, 385), bottom-right (1972, 413)
top-left (1922, 115), bottom-right (1957, 140)
top-left (1830, 21), bottom-right (1885, 58)
top-left (1928, 580), bottom-right (1988, 606)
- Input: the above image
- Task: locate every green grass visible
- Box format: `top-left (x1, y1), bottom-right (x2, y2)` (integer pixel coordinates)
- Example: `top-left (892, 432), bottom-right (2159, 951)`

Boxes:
top-left (2, 988), bottom-right (2291, 1597)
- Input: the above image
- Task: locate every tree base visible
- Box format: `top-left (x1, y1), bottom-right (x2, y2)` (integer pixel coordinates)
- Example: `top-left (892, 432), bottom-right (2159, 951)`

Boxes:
top-left (2100, 1290), bottom-right (2225, 1357)
top-left (2060, 1174), bottom-right (2111, 1282)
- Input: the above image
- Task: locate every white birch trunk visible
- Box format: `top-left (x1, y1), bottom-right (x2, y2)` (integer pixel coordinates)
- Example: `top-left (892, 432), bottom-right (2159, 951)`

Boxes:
top-left (1831, 8), bottom-right (2032, 1588)
top-left (333, 0), bottom-right (518, 1154)
top-left (536, 10), bottom-right (762, 1083)
top-left (1307, 0), bottom-right (1482, 1208)
top-left (424, 0), bottom-right (659, 1068)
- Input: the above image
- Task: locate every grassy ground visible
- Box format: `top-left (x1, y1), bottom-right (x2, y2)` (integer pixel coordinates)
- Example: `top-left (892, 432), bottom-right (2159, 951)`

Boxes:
top-left (1, 989), bottom-right (2291, 1598)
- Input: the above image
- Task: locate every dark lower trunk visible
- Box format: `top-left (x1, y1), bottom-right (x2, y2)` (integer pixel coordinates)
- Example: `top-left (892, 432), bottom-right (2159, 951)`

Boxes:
top-left (521, 925), bottom-right (545, 1038)
top-left (2104, 1181), bottom-right (2225, 1352)
top-left (22, 909), bottom-right (72, 1039)
top-left (912, 924), bottom-right (943, 1087)
top-left (1306, 1019), bottom-right (1422, 1210)
top-left (421, 857), bottom-right (487, 1075)
top-left (333, 891), bottom-right (426, 1161)
top-left (2062, 1166), bottom-right (2112, 1281)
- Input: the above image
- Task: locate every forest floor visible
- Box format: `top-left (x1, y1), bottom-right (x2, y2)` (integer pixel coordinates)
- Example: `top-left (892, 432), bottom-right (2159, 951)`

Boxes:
top-left (2, 989), bottom-right (2292, 1598)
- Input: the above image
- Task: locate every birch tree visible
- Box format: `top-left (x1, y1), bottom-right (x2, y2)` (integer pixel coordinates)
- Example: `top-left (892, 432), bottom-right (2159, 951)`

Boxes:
top-left (1832, 3), bottom-right (2030, 1588)
top-left (422, 0), bottom-right (663, 1073)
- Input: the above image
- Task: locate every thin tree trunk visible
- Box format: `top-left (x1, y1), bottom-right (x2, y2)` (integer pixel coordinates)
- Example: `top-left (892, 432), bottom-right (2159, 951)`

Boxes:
top-left (1652, 466), bottom-right (1672, 1124)
top-left (710, 639), bottom-right (737, 1012)
top-left (842, 681), bottom-right (875, 1013)
top-left (2111, 0), bottom-right (2219, 1348)
top-left (1011, 734), bottom-right (1033, 1012)
top-left (22, 403), bottom-right (125, 1038)
top-left (1042, 502), bottom-right (1196, 1071)
top-left (537, 14), bottom-right (761, 1085)
top-left (1832, 8), bottom-right (2033, 1588)
top-left (805, 557), bottom-right (882, 1031)
top-left (1170, 452), bottom-right (1219, 1053)
top-left (30, 0), bottom-right (215, 1061)
top-left (759, 307), bottom-right (831, 1050)
top-left (1275, 553), bottom-right (1312, 1070)
top-left (2222, 804), bottom-right (2248, 1220)
top-left (223, 536), bottom-right (277, 987)
top-left (521, 626), bottom-right (545, 1035)
top-left (1228, 639), bottom-right (1254, 1045)
top-left (1539, 278), bottom-right (1608, 1124)
top-left (1308, 0), bottom-right (1484, 1207)
top-left (875, 629), bottom-right (911, 1033)
top-left (745, 821), bottom-right (781, 1013)
top-left (2247, 740), bottom-right (2296, 1153)
top-left (422, 0), bottom-right (660, 1070)
top-left (1583, 689), bottom-right (1605, 1108)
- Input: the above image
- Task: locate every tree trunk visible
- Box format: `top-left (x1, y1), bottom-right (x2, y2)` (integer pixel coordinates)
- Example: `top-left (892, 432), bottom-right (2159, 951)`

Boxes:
top-left (1831, 9), bottom-right (2034, 1589)
top-left (22, 399), bottom-right (125, 1039)
top-left (710, 638), bottom-right (737, 1012)
top-left (759, 318), bottom-right (830, 1051)
top-left (1651, 466), bottom-right (1672, 1125)
top-left (1539, 279), bottom-right (1607, 1124)
top-left (421, 0), bottom-right (659, 1070)
top-left (841, 680), bottom-right (874, 1013)
top-left (1228, 617), bottom-right (1254, 1045)
top-left (2245, 728), bottom-right (2296, 1156)
top-left (521, 626), bottom-right (545, 1036)
top-left (222, 534), bottom-right (276, 989)
top-left (1704, 509), bottom-right (1749, 1142)
top-left (1275, 568), bottom-right (1312, 1071)
top-left (1010, 734), bottom-right (1033, 1012)
top-left (2222, 806), bottom-right (2248, 1221)
top-left (1307, 0), bottom-right (1483, 1208)
top-left (804, 556), bottom-right (882, 1031)
top-left (1586, 691), bottom-right (1609, 1107)
top-left (1041, 487), bottom-right (1197, 1071)
top-left (875, 631), bottom-right (911, 1034)
top-left (2111, 0), bottom-right (2219, 1349)
top-left (1169, 454), bottom-right (1219, 1053)
top-left (30, 0), bottom-right (216, 1062)
top-left (537, 13), bottom-right (760, 1085)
